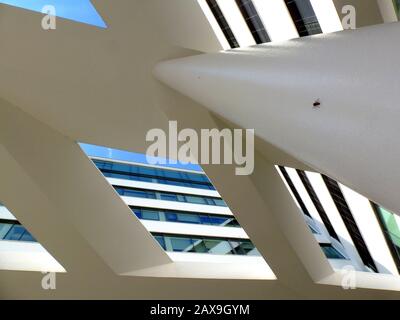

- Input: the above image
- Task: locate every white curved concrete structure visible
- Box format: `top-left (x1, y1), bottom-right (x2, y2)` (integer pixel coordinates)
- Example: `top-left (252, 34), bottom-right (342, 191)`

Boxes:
top-left (1, 0), bottom-right (400, 300)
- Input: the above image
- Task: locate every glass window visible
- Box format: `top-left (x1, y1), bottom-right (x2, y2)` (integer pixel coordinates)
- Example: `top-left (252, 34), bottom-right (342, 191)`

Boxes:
top-left (176, 213), bottom-right (201, 224)
top-left (208, 216), bottom-right (229, 226)
top-left (112, 163), bottom-right (126, 172)
top-left (212, 199), bottom-right (226, 207)
top-left (138, 166), bottom-right (156, 176)
top-left (141, 209), bottom-right (160, 221)
top-left (231, 240), bottom-right (255, 255)
top-left (199, 215), bottom-right (212, 225)
top-left (94, 159), bottom-right (214, 190)
top-left (160, 193), bottom-right (178, 202)
top-left (132, 208), bottom-right (240, 227)
top-left (165, 212), bottom-right (178, 222)
top-left (152, 234), bottom-right (260, 256)
top-left (320, 244), bottom-right (346, 259)
top-left (116, 188), bottom-right (226, 207)
top-left (204, 239), bottom-right (234, 254)
top-left (154, 235), bottom-right (166, 250)
top-left (133, 190), bottom-right (155, 198)
top-left (0, 223), bottom-right (12, 239)
top-left (225, 218), bottom-right (240, 227)
top-left (4, 224), bottom-right (25, 241)
top-left (308, 225), bottom-right (319, 234)
top-left (170, 237), bottom-right (193, 252)
top-left (184, 195), bottom-right (207, 205)
top-left (20, 230), bottom-right (36, 242)
top-left (191, 238), bottom-right (208, 253)
top-left (132, 208), bottom-right (142, 219)
top-left (164, 170), bottom-right (181, 179)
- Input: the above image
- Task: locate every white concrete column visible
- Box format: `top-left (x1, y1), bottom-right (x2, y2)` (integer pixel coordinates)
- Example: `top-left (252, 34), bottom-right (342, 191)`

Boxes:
top-left (154, 22), bottom-right (400, 217)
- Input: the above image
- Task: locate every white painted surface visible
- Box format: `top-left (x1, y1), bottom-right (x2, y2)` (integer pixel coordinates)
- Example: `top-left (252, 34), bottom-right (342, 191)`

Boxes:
top-left (0, 205), bottom-right (16, 221)
top-left (310, 0), bottom-right (343, 33)
top-left (252, 0), bottom-right (298, 41)
top-left (314, 233), bottom-right (331, 244)
top-left (319, 269), bottom-right (400, 291)
top-left (0, 241), bottom-right (65, 272)
top-left (121, 196), bottom-right (234, 216)
top-left (141, 220), bottom-right (248, 239)
top-left (126, 252), bottom-right (275, 279)
top-left (329, 258), bottom-right (354, 271)
top-left (340, 184), bottom-right (399, 275)
top-left (305, 171), bottom-right (366, 271)
top-left (216, 0), bottom-right (256, 47)
top-left (107, 177), bottom-right (220, 198)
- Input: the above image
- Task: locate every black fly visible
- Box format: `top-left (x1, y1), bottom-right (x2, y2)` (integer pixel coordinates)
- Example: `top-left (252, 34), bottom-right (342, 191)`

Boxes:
top-left (313, 99), bottom-right (321, 109)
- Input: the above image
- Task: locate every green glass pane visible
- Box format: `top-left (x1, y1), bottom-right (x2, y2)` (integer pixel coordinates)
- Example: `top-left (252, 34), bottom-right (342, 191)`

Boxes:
top-left (378, 207), bottom-right (400, 247)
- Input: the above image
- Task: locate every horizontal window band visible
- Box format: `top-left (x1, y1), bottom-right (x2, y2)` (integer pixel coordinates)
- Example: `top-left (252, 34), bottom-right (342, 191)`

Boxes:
top-left (152, 232), bottom-right (259, 256)
top-left (114, 186), bottom-right (227, 207)
top-left (131, 206), bottom-right (240, 227)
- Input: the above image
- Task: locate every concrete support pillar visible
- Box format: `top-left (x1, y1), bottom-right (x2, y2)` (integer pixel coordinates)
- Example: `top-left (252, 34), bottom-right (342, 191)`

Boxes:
top-left (154, 22), bottom-right (400, 215)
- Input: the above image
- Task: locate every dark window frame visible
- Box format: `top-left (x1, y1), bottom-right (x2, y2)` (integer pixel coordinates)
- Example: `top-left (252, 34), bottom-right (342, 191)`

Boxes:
top-left (235, 0), bottom-right (270, 44)
top-left (284, 0), bottom-right (322, 37)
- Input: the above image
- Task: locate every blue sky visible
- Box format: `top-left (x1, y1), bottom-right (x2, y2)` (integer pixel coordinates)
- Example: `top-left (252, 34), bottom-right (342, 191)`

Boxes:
top-left (79, 143), bottom-right (203, 172)
top-left (0, 0), bottom-right (107, 28)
